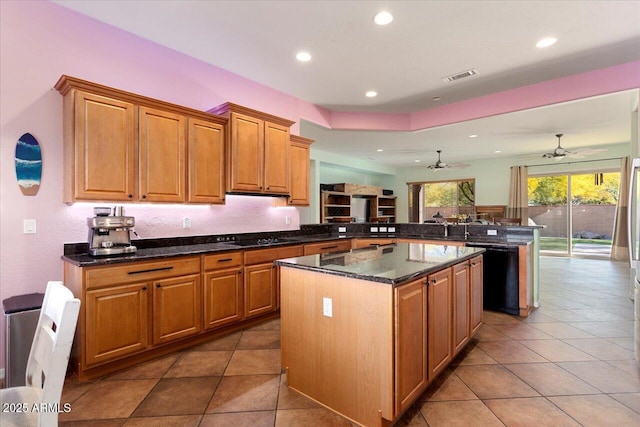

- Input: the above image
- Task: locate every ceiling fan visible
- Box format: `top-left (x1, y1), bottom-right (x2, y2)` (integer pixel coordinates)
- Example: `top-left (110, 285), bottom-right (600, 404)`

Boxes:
top-left (427, 150), bottom-right (469, 170)
top-left (542, 134), bottom-right (607, 159)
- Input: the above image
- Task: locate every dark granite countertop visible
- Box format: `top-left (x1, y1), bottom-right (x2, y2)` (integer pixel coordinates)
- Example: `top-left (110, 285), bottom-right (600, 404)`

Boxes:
top-left (274, 243), bottom-right (485, 286)
top-left (63, 222), bottom-right (534, 267)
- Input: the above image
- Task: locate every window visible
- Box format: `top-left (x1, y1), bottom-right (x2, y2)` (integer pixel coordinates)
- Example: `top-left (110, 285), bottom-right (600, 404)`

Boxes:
top-left (408, 179), bottom-right (475, 223)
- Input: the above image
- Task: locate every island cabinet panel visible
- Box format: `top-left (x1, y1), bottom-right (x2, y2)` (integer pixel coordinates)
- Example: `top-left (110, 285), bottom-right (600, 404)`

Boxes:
top-left (85, 282), bottom-right (149, 367)
top-left (352, 238), bottom-right (396, 249)
top-left (470, 255), bottom-right (484, 335)
top-left (188, 118), bottom-right (225, 203)
top-left (71, 91), bottom-right (136, 201)
top-left (452, 261), bottom-right (470, 355)
top-left (427, 268), bottom-right (453, 381)
top-left (138, 106), bottom-right (186, 202)
top-left (280, 267), bottom-right (394, 427)
top-left (152, 274), bottom-right (201, 345)
top-left (394, 278), bottom-right (428, 415)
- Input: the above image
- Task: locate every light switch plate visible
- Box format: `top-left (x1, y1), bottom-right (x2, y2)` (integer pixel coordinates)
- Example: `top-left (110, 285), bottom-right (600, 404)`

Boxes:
top-left (370, 227), bottom-right (379, 233)
top-left (338, 226), bottom-right (347, 233)
top-left (379, 226), bottom-right (387, 232)
top-left (388, 227), bottom-right (396, 232)
top-left (23, 219), bottom-right (36, 234)
top-left (487, 229), bottom-right (497, 236)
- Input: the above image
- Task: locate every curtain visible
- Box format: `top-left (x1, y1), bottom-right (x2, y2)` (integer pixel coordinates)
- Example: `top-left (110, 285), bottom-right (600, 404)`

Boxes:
top-left (611, 156), bottom-right (630, 262)
top-left (507, 166), bottom-right (528, 225)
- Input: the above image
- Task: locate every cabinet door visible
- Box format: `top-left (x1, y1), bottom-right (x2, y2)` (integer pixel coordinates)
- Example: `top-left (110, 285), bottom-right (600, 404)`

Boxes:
top-left (204, 268), bottom-right (243, 330)
top-left (470, 255), bottom-right (484, 335)
top-left (263, 121), bottom-right (290, 194)
top-left (394, 278), bottom-right (428, 414)
top-left (152, 274), bottom-right (201, 345)
top-left (427, 268), bottom-right (452, 381)
top-left (139, 106), bottom-right (186, 202)
top-left (74, 91), bottom-right (136, 201)
top-left (188, 118), bottom-right (225, 203)
top-left (244, 263), bottom-right (277, 318)
top-left (453, 261), bottom-right (470, 355)
top-left (85, 282), bottom-right (149, 366)
top-left (228, 112), bottom-right (263, 192)
top-left (304, 240), bottom-right (352, 255)
top-left (289, 139), bottom-right (311, 205)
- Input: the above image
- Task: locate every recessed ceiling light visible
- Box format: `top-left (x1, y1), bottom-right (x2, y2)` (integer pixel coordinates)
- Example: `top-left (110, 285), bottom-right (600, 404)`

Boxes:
top-left (494, 150), bottom-right (502, 154)
top-left (536, 37), bottom-right (557, 48)
top-left (374, 11), bottom-right (393, 26)
top-left (415, 159), bottom-right (421, 163)
top-left (296, 51), bottom-right (311, 62)
top-left (469, 134), bottom-right (478, 138)
top-left (432, 96), bottom-right (442, 101)
top-left (377, 148), bottom-right (383, 152)
top-left (366, 90), bottom-right (378, 98)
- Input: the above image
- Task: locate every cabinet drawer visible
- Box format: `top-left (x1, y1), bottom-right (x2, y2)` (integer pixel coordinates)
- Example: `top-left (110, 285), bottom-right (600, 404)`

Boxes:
top-left (244, 245), bottom-right (303, 265)
top-left (351, 238), bottom-right (395, 249)
top-left (204, 252), bottom-right (243, 271)
top-left (86, 256), bottom-right (200, 289)
top-left (304, 240), bottom-right (352, 255)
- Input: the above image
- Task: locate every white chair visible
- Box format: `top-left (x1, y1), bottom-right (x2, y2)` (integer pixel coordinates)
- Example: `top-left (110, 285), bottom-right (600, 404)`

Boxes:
top-left (0, 281), bottom-right (80, 427)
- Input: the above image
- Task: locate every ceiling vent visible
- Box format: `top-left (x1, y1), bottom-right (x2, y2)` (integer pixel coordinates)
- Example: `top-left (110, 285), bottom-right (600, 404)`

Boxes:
top-left (442, 69), bottom-right (478, 83)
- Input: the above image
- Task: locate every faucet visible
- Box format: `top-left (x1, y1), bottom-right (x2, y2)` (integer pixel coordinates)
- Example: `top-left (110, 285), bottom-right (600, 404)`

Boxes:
top-left (443, 221), bottom-right (448, 238)
top-left (463, 223), bottom-right (469, 240)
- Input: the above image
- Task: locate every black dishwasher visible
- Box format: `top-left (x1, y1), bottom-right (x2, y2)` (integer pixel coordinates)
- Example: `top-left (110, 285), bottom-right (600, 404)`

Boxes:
top-left (468, 244), bottom-right (520, 315)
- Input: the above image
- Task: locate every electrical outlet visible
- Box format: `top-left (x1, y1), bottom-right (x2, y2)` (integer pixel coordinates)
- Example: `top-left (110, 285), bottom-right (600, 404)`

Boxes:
top-left (285, 215), bottom-right (291, 225)
top-left (323, 297), bottom-right (333, 318)
top-left (370, 226), bottom-right (379, 233)
top-left (338, 226), bottom-right (347, 233)
top-left (388, 227), bottom-right (396, 233)
top-left (487, 229), bottom-right (497, 236)
top-left (379, 226), bottom-right (387, 232)
top-left (182, 217), bottom-right (191, 229)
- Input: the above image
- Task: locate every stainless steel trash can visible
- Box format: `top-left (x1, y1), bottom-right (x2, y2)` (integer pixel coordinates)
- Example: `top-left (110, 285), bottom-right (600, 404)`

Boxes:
top-left (3, 292), bottom-right (44, 388)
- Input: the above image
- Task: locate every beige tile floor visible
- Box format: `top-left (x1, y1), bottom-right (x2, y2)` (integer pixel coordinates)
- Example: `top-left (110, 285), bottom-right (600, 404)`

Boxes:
top-left (57, 257), bottom-right (640, 426)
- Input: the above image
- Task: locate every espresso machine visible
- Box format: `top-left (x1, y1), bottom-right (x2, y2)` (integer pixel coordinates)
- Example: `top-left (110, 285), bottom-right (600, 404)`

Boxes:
top-left (87, 206), bottom-right (137, 256)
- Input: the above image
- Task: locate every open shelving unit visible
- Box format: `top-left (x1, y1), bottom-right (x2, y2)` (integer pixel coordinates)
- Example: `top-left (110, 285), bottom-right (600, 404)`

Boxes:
top-left (320, 185), bottom-right (396, 223)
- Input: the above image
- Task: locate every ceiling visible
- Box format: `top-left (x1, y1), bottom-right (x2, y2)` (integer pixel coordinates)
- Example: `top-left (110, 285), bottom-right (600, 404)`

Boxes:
top-left (54, 1), bottom-right (640, 168)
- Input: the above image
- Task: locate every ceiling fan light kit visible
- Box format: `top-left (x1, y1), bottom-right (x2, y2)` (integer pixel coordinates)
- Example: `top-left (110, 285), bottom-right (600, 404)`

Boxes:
top-left (541, 133), bottom-right (607, 160)
top-left (427, 150), bottom-right (469, 170)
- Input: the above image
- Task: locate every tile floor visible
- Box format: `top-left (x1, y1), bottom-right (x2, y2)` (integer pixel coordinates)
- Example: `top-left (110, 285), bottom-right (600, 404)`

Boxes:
top-left (58, 257), bottom-right (640, 426)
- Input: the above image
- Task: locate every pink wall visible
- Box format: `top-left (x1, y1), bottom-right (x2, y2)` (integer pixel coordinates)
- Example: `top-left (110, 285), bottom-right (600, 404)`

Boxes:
top-left (0, 1), bottom-right (638, 372)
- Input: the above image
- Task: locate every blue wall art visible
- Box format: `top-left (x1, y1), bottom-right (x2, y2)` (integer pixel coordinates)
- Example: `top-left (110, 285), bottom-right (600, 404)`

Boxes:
top-left (15, 133), bottom-right (42, 196)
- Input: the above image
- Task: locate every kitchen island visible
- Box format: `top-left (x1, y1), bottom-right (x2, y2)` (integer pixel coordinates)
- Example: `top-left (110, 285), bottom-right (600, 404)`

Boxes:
top-left (276, 243), bottom-right (485, 427)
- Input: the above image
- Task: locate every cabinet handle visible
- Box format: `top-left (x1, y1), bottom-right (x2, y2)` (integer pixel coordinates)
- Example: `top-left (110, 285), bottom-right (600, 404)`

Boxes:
top-left (217, 258), bottom-right (233, 263)
top-left (142, 286), bottom-right (147, 291)
top-left (321, 245), bottom-right (339, 250)
top-left (431, 279), bottom-right (437, 285)
top-left (128, 194), bottom-right (133, 198)
top-left (142, 194), bottom-right (147, 199)
top-left (156, 283), bottom-right (161, 288)
top-left (128, 266), bottom-right (174, 275)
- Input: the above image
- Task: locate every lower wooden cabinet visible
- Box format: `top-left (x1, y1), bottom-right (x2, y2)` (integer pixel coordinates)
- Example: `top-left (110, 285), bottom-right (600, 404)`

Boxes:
top-left (452, 261), bottom-right (470, 355)
top-left (152, 274), bottom-right (201, 345)
top-left (244, 263), bottom-right (278, 318)
top-left (85, 282), bottom-right (149, 367)
top-left (203, 268), bottom-right (243, 330)
top-left (427, 268), bottom-right (453, 381)
top-left (470, 255), bottom-right (484, 335)
top-left (394, 278), bottom-right (428, 414)
top-left (351, 238), bottom-right (396, 249)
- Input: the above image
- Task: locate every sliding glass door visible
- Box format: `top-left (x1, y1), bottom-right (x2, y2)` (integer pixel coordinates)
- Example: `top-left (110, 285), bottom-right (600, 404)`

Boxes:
top-left (528, 171), bottom-right (620, 257)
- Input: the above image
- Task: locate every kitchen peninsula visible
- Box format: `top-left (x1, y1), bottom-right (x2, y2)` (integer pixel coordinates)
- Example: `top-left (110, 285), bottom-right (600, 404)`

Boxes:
top-left (276, 242), bottom-right (485, 427)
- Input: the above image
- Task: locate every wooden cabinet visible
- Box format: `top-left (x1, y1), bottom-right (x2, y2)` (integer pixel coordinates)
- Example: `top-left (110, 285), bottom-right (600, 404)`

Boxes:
top-left (210, 103), bottom-right (294, 195)
top-left (452, 261), bottom-right (470, 355)
top-left (187, 118), bottom-right (225, 203)
top-left (288, 135), bottom-right (313, 205)
top-left (427, 267), bottom-right (452, 381)
top-left (55, 75), bottom-right (227, 204)
top-left (320, 189), bottom-right (397, 223)
top-left (394, 278), bottom-right (428, 414)
top-left (64, 90), bottom-right (136, 202)
top-left (321, 191), bottom-right (352, 223)
top-left (152, 274), bottom-right (201, 345)
top-left (244, 245), bottom-right (304, 318)
top-left (85, 282), bottom-right (149, 367)
top-left (470, 255), bottom-right (483, 335)
top-left (351, 238), bottom-right (396, 249)
top-left (372, 195), bottom-right (397, 222)
top-left (138, 106), bottom-right (186, 202)
top-left (203, 252), bottom-right (243, 329)
top-left (304, 239), bottom-right (352, 255)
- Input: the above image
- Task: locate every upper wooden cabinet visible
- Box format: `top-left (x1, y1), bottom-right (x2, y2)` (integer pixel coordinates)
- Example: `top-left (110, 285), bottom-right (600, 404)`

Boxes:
top-left (288, 135), bottom-right (314, 205)
top-left (209, 103), bottom-right (295, 196)
top-left (55, 75), bottom-right (227, 204)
